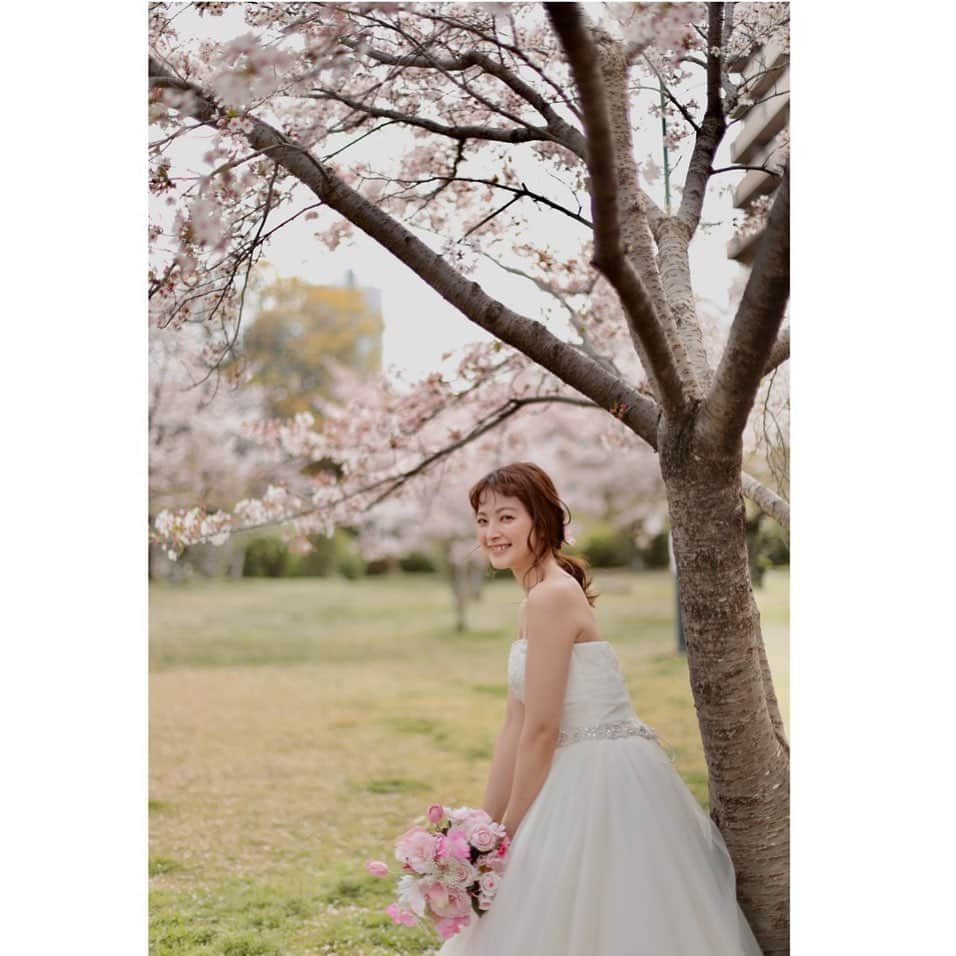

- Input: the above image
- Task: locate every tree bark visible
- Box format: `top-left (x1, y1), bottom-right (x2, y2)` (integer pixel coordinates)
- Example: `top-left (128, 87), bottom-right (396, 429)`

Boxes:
top-left (451, 559), bottom-right (469, 633)
top-left (659, 409), bottom-right (789, 954)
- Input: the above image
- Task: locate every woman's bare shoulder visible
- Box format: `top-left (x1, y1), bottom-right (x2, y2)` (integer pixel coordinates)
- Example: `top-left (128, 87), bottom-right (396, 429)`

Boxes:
top-left (526, 575), bottom-right (583, 610)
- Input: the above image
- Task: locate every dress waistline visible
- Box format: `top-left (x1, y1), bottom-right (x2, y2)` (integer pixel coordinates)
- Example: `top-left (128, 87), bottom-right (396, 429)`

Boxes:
top-left (555, 717), bottom-right (677, 761)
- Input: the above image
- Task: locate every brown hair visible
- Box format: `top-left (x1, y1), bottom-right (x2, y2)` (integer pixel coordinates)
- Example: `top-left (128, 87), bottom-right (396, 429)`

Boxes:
top-left (468, 461), bottom-right (598, 606)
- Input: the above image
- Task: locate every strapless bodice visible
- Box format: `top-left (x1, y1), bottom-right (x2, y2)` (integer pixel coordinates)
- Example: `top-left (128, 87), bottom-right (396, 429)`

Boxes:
top-left (507, 638), bottom-right (659, 748)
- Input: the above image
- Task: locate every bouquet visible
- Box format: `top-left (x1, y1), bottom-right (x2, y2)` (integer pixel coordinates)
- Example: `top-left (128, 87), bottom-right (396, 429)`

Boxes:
top-left (365, 803), bottom-right (511, 941)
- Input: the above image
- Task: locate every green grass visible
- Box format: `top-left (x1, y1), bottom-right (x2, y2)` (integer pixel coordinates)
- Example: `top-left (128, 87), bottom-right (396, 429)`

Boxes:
top-left (150, 568), bottom-right (788, 955)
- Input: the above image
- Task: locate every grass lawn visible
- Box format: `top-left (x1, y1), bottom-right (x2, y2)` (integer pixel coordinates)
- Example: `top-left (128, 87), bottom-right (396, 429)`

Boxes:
top-left (149, 568), bottom-right (789, 955)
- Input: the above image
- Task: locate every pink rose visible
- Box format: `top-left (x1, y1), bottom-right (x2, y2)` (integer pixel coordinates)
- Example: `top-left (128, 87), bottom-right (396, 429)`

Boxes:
top-left (460, 809), bottom-right (491, 837)
top-left (478, 870), bottom-right (501, 896)
top-left (468, 823), bottom-right (497, 852)
top-left (427, 803), bottom-right (445, 824)
top-left (365, 860), bottom-right (389, 878)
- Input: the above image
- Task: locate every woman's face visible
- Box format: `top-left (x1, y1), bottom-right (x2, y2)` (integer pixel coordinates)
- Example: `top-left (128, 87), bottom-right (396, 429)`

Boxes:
top-left (475, 491), bottom-right (536, 572)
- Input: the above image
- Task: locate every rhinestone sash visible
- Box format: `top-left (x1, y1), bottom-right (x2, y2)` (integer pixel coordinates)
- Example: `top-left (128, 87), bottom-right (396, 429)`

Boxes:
top-left (555, 717), bottom-right (676, 761)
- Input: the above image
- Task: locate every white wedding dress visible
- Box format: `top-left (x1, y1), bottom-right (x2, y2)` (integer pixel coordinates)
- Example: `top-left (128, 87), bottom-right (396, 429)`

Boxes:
top-left (437, 638), bottom-right (764, 955)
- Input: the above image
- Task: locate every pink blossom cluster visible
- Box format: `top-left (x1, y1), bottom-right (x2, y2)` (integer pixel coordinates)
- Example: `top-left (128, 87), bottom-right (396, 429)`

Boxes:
top-left (153, 508), bottom-right (233, 560)
top-left (148, 332), bottom-right (672, 560)
top-left (152, 484), bottom-right (302, 560)
top-left (365, 803), bottom-right (511, 941)
top-left (612, 2), bottom-right (708, 58)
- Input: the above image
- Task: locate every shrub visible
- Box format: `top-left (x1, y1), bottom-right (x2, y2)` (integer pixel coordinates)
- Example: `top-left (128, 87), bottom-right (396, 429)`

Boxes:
top-left (242, 537), bottom-right (289, 577)
top-left (641, 530), bottom-right (671, 569)
top-left (243, 530), bottom-right (368, 579)
top-left (579, 527), bottom-right (638, 568)
top-left (398, 550), bottom-right (438, 573)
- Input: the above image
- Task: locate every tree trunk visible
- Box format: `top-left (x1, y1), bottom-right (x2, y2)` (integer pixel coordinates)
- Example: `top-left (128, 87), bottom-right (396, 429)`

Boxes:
top-left (659, 410), bottom-right (790, 954)
top-left (450, 560), bottom-right (469, 633)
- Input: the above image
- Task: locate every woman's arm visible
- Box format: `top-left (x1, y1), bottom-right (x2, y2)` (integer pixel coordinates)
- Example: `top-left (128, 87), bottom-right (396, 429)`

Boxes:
top-left (501, 585), bottom-right (578, 837)
top-left (481, 711), bottom-right (523, 823)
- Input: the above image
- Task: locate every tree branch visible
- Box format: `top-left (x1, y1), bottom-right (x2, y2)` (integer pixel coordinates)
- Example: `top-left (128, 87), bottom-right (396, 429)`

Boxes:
top-left (741, 472), bottom-right (789, 531)
top-left (763, 325), bottom-right (790, 377)
top-left (365, 173), bottom-right (592, 228)
top-left (711, 164), bottom-right (783, 177)
top-left (641, 53), bottom-right (701, 134)
top-left (401, 7), bottom-right (587, 125)
top-left (676, 4), bottom-right (728, 234)
top-left (149, 55), bottom-right (789, 533)
top-left (307, 88), bottom-right (551, 145)
top-left (698, 165), bottom-right (790, 452)
top-left (475, 251), bottom-right (617, 376)
top-left (348, 41), bottom-right (589, 158)
top-left (545, 3), bottom-right (689, 417)
top-left (147, 55), bottom-right (661, 451)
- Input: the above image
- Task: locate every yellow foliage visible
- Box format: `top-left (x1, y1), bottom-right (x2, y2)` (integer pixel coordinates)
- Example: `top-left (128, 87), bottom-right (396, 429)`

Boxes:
top-left (243, 276), bottom-right (384, 418)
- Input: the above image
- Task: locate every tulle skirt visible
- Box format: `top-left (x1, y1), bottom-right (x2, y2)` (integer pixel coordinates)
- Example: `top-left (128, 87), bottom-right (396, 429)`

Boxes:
top-left (436, 734), bottom-right (763, 955)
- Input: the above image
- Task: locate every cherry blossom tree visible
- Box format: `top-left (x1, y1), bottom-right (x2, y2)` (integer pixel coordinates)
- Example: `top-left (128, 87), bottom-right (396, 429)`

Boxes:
top-left (148, 325), bottom-right (275, 576)
top-left (148, 3), bottom-right (790, 948)
top-left (343, 376), bottom-right (667, 631)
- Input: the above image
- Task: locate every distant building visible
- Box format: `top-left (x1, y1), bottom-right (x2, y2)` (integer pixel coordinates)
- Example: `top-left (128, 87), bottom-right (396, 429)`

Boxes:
top-left (343, 269), bottom-right (383, 368)
top-left (725, 32), bottom-right (790, 266)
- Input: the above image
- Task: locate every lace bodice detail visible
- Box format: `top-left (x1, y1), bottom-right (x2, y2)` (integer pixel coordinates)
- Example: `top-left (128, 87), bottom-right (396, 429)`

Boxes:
top-left (507, 638), bottom-right (660, 749)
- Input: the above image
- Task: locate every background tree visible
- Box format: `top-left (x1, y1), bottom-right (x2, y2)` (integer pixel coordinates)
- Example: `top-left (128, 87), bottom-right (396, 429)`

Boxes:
top-left (148, 3), bottom-right (791, 948)
top-left (241, 273), bottom-right (384, 418)
top-left (148, 326), bottom-right (270, 578)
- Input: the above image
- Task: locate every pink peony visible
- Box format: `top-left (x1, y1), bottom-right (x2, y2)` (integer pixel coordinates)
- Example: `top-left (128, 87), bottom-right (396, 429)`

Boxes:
top-left (437, 915), bottom-right (472, 940)
top-left (436, 915), bottom-right (472, 940)
top-left (440, 856), bottom-right (477, 887)
top-left (447, 806), bottom-right (472, 825)
top-left (385, 902), bottom-right (419, 927)
top-left (395, 826), bottom-right (439, 874)
top-left (427, 803), bottom-right (445, 824)
top-left (365, 860), bottom-right (389, 877)
top-left (442, 827), bottom-right (472, 861)
top-left (424, 881), bottom-right (473, 920)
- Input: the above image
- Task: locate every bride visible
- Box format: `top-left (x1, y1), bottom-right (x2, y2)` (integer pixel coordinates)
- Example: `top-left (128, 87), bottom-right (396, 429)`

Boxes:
top-left (436, 461), bottom-right (764, 954)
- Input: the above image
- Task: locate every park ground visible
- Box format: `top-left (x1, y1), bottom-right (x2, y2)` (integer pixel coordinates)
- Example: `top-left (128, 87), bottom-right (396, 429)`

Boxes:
top-left (149, 568), bottom-right (789, 956)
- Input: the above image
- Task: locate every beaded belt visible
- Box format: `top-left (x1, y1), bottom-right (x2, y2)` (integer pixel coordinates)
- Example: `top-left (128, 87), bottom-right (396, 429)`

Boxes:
top-left (555, 717), bottom-right (676, 761)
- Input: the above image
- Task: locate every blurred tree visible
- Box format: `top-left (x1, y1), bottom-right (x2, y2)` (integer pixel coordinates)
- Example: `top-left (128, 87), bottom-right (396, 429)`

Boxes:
top-left (148, 327), bottom-right (269, 579)
top-left (242, 275), bottom-right (383, 419)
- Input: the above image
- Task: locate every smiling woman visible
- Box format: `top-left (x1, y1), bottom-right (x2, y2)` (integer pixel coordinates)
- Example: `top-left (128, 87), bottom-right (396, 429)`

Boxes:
top-left (436, 461), bottom-right (764, 955)
top-left (469, 461), bottom-right (597, 604)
